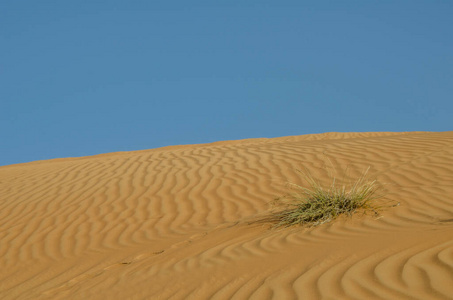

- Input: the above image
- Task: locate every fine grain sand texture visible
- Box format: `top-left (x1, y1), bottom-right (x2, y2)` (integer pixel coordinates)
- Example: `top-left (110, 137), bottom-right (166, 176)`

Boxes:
top-left (1, 131), bottom-right (453, 299)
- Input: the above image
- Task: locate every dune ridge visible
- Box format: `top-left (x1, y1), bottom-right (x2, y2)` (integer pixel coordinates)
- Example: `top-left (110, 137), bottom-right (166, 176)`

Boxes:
top-left (1, 131), bottom-right (452, 299)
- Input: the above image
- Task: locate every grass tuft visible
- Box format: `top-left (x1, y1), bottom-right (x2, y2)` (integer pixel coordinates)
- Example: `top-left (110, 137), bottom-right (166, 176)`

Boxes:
top-left (269, 167), bottom-right (388, 228)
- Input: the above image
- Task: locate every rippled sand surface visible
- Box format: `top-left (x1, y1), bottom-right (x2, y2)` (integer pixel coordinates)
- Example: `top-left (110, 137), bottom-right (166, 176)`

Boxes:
top-left (1, 131), bottom-right (452, 299)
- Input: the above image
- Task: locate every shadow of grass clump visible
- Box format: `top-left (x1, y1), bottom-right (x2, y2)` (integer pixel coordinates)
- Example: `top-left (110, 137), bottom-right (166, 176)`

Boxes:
top-left (268, 167), bottom-right (390, 228)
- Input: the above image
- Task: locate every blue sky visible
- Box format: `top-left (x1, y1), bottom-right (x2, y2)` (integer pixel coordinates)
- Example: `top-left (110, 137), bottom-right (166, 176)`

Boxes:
top-left (1, 1), bottom-right (452, 166)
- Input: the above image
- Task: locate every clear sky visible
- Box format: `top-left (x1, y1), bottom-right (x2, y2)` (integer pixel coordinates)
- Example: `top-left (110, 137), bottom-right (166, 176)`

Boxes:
top-left (1, 1), bottom-right (452, 166)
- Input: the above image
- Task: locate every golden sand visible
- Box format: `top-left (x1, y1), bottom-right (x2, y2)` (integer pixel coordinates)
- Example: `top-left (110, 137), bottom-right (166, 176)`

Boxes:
top-left (1, 131), bottom-right (452, 299)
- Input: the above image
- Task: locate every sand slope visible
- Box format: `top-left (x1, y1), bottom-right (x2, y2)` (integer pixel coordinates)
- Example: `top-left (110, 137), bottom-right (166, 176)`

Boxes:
top-left (1, 131), bottom-right (453, 299)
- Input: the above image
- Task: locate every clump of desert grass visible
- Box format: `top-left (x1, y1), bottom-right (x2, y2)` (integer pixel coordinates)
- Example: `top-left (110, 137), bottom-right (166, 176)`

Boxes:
top-left (269, 166), bottom-right (390, 228)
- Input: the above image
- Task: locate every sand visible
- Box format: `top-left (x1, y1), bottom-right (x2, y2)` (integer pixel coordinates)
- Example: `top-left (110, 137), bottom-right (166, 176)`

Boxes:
top-left (1, 131), bottom-right (452, 299)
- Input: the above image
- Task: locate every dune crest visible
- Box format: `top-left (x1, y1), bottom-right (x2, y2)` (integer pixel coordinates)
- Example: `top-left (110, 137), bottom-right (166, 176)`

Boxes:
top-left (1, 131), bottom-right (452, 299)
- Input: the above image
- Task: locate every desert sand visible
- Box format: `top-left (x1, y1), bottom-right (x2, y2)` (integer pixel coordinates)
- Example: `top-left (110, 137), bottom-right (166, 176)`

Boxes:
top-left (1, 131), bottom-right (452, 299)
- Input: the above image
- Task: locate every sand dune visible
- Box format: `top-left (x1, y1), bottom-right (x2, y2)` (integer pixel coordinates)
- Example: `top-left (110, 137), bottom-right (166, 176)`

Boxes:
top-left (1, 131), bottom-right (452, 299)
